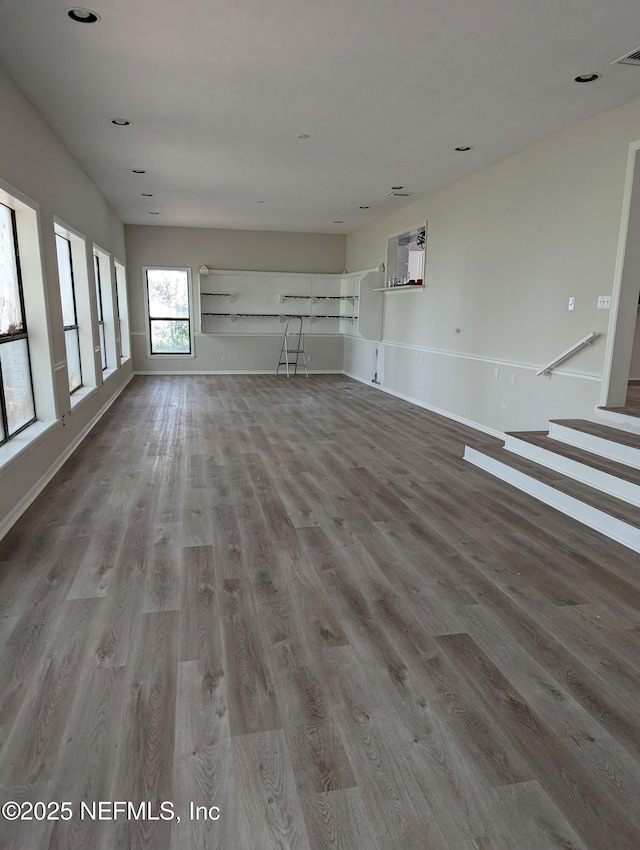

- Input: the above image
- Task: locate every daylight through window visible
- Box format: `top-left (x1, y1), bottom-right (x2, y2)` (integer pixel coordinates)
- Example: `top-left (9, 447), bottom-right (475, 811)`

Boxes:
top-left (0, 201), bottom-right (36, 443)
top-left (55, 234), bottom-right (83, 393)
top-left (146, 269), bottom-right (191, 355)
top-left (94, 254), bottom-right (107, 370)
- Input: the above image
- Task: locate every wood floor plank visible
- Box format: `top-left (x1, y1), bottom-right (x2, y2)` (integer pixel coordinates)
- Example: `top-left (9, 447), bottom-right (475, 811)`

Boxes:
top-left (299, 787), bottom-right (383, 850)
top-left (493, 780), bottom-right (588, 850)
top-left (179, 544), bottom-right (223, 664)
top-left (172, 659), bottom-right (231, 850)
top-left (0, 781), bottom-right (54, 850)
top-left (219, 576), bottom-right (282, 737)
top-left (230, 729), bottom-right (312, 850)
top-left (268, 640), bottom-right (356, 795)
top-left (104, 610), bottom-right (178, 850)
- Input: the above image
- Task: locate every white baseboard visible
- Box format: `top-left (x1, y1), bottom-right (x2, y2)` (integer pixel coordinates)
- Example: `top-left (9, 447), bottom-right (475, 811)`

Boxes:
top-left (0, 372), bottom-right (135, 543)
top-left (134, 369), bottom-right (344, 376)
top-left (343, 370), bottom-right (505, 440)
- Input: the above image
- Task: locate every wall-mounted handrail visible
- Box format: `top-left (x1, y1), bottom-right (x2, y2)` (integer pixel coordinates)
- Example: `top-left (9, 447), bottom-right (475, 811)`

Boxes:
top-left (536, 331), bottom-right (598, 377)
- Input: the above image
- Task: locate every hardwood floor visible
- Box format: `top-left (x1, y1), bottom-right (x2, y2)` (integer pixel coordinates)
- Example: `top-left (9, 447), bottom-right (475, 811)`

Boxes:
top-left (604, 382), bottom-right (640, 418)
top-left (625, 383), bottom-right (640, 416)
top-left (1, 374), bottom-right (639, 849)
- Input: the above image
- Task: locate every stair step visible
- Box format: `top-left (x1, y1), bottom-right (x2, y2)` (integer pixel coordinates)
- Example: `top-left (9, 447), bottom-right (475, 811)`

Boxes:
top-left (549, 419), bottom-right (640, 469)
top-left (464, 443), bottom-right (640, 554)
top-left (594, 406), bottom-right (640, 435)
top-left (505, 431), bottom-right (640, 506)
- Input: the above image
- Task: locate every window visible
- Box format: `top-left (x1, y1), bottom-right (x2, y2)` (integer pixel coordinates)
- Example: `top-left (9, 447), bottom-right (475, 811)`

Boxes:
top-left (93, 253), bottom-right (107, 370)
top-left (386, 224), bottom-right (427, 287)
top-left (55, 234), bottom-right (83, 393)
top-left (0, 201), bottom-right (36, 444)
top-left (145, 268), bottom-right (191, 354)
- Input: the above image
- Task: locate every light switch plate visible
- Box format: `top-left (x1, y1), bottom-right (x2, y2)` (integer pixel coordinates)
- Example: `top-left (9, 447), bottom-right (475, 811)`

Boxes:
top-left (597, 296), bottom-right (611, 310)
top-left (568, 297), bottom-right (575, 311)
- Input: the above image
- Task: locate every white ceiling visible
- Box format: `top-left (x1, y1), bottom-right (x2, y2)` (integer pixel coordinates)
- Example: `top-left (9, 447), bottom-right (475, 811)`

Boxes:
top-left (1, 0), bottom-right (640, 233)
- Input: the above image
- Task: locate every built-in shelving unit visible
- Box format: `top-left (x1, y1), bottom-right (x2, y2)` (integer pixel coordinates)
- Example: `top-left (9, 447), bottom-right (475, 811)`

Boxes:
top-left (198, 267), bottom-right (382, 339)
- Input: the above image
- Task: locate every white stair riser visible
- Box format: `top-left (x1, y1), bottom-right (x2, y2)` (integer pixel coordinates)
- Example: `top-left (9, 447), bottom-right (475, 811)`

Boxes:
top-left (505, 436), bottom-right (640, 508)
top-left (594, 408), bottom-right (640, 436)
top-left (463, 446), bottom-right (640, 555)
top-left (549, 423), bottom-right (640, 471)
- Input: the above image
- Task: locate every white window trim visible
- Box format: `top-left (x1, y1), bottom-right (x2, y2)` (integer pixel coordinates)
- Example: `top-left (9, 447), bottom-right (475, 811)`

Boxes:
top-left (142, 265), bottom-right (195, 358)
top-left (114, 258), bottom-right (130, 361)
top-left (0, 177), bottom-right (56, 440)
top-left (54, 218), bottom-right (100, 393)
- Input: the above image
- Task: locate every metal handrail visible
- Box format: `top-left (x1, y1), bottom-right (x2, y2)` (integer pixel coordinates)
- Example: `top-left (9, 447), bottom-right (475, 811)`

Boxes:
top-left (536, 331), bottom-right (598, 377)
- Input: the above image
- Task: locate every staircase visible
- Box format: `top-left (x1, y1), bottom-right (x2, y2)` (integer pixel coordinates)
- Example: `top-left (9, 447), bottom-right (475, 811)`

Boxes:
top-left (464, 411), bottom-right (640, 554)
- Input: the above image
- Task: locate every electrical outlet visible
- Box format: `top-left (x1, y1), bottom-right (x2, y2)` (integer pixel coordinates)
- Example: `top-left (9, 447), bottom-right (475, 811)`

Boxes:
top-left (597, 296), bottom-right (611, 310)
top-left (567, 297), bottom-right (575, 311)
top-left (306, 354), bottom-right (312, 362)
top-left (220, 354), bottom-right (226, 362)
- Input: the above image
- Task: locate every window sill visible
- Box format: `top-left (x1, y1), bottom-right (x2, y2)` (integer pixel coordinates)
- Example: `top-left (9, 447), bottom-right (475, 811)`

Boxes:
top-left (0, 419), bottom-right (58, 478)
top-left (101, 367), bottom-right (119, 382)
top-left (146, 353), bottom-right (196, 360)
top-left (70, 385), bottom-right (99, 410)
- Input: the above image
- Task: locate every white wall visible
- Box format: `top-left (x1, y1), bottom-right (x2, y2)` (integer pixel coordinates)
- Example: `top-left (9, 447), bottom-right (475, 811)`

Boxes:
top-left (0, 67), bottom-right (131, 537)
top-left (346, 96), bottom-right (640, 433)
top-left (125, 225), bottom-right (346, 374)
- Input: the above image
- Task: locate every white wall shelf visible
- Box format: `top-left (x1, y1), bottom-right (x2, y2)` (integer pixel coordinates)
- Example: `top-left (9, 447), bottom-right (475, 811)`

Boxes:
top-left (373, 284), bottom-right (424, 292)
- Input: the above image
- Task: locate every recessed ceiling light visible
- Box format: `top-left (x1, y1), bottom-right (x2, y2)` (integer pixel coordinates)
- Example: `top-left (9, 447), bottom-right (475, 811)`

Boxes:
top-left (454, 146), bottom-right (473, 151)
top-left (67, 8), bottom-right (100, 23)
top-left (141, 193), bottom-right (153, 197)
top-left (111, 119), bottom-right (130, 126)
top-left (359, 206), bottom-right (370, 209)
top-left (575, 73), bottom-right (602, 83)
top-left (132, 169), bottom-right (146, 174)
top-left (297, 134), bottom-right (310, 139)
top-left (391, 185), bottom-right (404, 190)
top-left (149, 212), bottom-right (160, 215)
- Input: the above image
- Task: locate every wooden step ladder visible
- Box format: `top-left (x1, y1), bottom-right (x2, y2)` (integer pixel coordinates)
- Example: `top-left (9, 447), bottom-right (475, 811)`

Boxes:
top-left (276, 316), bottom-right (309, 377)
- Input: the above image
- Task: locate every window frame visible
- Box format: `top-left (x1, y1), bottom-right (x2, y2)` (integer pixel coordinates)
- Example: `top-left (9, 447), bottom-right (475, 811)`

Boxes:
top-left (55, 232), bottom-right (83, 394)
top-left (0, 201), bottom-right (37, 445)
top-left (93, 252), bottom-right (107, 371)
top-left (114, 260), bottom-right (130, 361)
top-left (144, 266), bottom-right (193, 357)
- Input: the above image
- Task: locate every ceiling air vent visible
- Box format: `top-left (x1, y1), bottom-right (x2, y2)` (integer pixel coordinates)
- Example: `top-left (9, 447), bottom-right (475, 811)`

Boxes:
top-left (385, 191), bottom-right (412, 197)
top-left (612, 47), bottom-right (640, 67)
